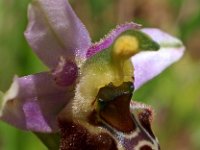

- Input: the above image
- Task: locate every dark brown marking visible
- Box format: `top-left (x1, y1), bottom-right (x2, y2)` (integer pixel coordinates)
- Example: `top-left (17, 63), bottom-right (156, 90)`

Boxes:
top-left (59, 120), bottom-right (117, 150)
top-left (140, 145), bottom-right (153, 150)
top-left (138, 109), bottom-right (155, 139)
top-left (100, 93), bottom-right (136, 133)
top-left (88, 110), bottom-right (102, 126)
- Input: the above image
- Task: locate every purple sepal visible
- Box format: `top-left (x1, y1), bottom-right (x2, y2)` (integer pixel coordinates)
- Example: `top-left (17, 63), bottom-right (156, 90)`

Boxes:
top-left (0, 72), bottom-right (74, 132)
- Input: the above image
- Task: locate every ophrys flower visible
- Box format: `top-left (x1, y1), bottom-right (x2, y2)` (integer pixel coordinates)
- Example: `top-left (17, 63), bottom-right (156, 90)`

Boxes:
top-left (0, 0), bottom-right (184, 149)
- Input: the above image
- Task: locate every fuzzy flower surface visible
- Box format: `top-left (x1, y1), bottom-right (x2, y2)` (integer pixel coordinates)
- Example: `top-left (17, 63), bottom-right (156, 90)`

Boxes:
top-left (0, 0), bottom-right (185, 149)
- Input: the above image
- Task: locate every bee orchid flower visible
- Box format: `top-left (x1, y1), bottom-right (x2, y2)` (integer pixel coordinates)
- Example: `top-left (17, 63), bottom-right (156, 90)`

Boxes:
top-left (0, 0), bottom-right (184, 149)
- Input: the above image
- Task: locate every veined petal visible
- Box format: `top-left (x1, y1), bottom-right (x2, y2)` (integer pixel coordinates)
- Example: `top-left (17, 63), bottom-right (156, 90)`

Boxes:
top-left (0, 72), bottom-right (74, 132)
top-left (132, 28), bottom-right (185, 90)
top-left (86, 22), bottom-right (141, 58)
top-left (25, 0), bottom-right (91, 68)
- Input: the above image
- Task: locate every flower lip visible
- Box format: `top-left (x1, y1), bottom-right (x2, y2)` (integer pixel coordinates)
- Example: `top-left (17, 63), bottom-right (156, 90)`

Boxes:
top-left (138, 108), bottom-right (155, 139)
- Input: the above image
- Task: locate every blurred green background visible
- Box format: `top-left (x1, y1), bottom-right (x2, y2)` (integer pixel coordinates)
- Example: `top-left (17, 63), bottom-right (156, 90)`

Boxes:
top-left (0, 0), bottom-right (200, 149)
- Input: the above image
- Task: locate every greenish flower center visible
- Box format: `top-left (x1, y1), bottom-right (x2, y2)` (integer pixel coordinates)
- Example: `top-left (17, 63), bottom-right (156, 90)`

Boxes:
top-left (71, 35), bottom-right (137, 124)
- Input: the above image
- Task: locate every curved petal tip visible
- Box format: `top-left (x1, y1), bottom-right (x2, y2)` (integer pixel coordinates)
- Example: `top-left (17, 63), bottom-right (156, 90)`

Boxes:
top-left (132, 28), bottom-right (185, 90)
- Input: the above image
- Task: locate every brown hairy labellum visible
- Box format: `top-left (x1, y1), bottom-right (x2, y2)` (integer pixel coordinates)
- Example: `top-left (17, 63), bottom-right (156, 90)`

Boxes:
top-left (59, 120), bottom-right (117, 150)
top-left (58, 82), bottom-right (160, 150)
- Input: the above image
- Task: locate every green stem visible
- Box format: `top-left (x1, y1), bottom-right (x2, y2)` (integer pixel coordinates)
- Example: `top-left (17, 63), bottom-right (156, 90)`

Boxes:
top-left (34, 132), bottom-right (60, 150)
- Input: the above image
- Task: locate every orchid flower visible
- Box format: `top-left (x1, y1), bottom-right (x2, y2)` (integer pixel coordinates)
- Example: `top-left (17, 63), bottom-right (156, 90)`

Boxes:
top-left (0, 0), bottom-right (185, 149)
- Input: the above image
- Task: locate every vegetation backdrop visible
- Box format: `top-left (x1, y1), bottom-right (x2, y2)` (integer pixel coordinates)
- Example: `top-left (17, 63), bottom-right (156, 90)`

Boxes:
top-left (0, 0), bottom-right (200, 149)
